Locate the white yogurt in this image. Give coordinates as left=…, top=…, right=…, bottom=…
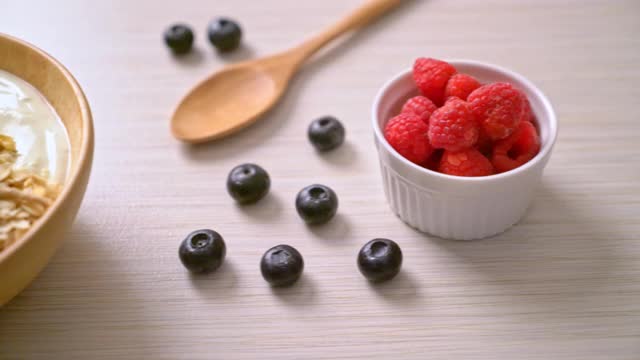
left=0, top=70, right=69, bottom=184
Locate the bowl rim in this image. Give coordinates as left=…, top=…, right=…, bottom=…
left=0, top=33, right=94, bottom=263
left=372, top=59, right=558, bottom=184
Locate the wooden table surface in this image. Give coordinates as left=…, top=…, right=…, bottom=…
left=2, top=0, right=639, bottom=359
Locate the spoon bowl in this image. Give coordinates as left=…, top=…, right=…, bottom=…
left=171, top=54, right=297, bottom=143
left=172, top=57, right=288, bottom=142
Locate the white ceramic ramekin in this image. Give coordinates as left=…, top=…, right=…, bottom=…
left=372, top=60, right=557, bottom=240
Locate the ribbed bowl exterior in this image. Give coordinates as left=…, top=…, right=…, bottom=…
left=376, top=151, right=550, bottom=240
left=372, top=61, right=557, bottom=240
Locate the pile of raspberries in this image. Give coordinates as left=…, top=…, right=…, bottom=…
left=384, top=58, right=541, bottom=177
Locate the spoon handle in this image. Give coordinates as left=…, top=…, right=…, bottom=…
left=292, top=0, right=404, bottom=62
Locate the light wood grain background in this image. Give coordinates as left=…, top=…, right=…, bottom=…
left=1, top=0, right=640, bottom=359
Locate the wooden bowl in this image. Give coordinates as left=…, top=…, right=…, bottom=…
left=0, top=33, right=94, bottom=305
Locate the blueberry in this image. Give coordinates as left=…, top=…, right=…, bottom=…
left=260, top=245, right=304, bottom=287
left=357, top=238, right=402, bottom=282
left=207, top=18, right=242, bottom=52
left=179, top=229, right=226, bottom=273
left=164, top=24, right=194, bottom=54
left=227, top=163, right=270, bottom=204
left=308, top=116, right=345, bottom=151
left=295, top=184, right=338, bottom=225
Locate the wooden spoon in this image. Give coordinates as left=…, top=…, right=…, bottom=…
left=171, top=0, right=403, bottom=143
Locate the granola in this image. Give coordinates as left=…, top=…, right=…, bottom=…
left=0, top=135, right=60, bottom=252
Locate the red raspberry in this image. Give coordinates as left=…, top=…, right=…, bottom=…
left=444, top=74, right=481, bottom=101
left=475, top=128, right=493, bottom=157
left=468, top=82, right=525, bottom=140
left=413, top=58, right=457, bottom=106
left=384, top=113, right=433, bottom=164
left=439, top=148, right=494, bottom=177
left=428, top=97, right=479, bottom=152
left=521, top=95, right=534, bottom=123
left=423, top=149, right=444, bottom=171
left=492, top=121, right=540, bottom=173
left=401, top=96, right=437, bottom=125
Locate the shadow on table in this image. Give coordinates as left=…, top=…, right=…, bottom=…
left=305, top=213, right=354, bottom=243
left=0, top=218, right=156, bottom=354
left=234, top=192, right=285, bottom=222
left=270, top=275, right=317, bottom=307
left=170, top=46, right=206, bottom=67
left=189, top=260, right=240, bottom=298
left=367, top=271, right=423, bottom=307
left=169, top=42, right=255, bottom=68
left=178, top=0, right=421, bottom=162
left=316, top=141, right=360, bottom=169
left=216, top=43, right=256, bottom=63
left=424, top=180, right=625, bottom=313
